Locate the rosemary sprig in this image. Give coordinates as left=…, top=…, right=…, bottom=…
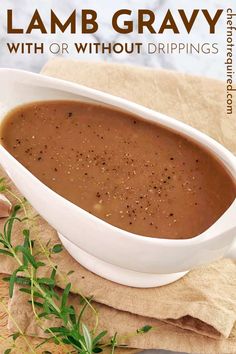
left=0, top=178, right=154, bottom=353
left=1, top=206, right=108, bottom=353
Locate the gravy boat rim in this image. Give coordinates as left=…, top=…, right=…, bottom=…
left=0, top=68, right=235, bottom=247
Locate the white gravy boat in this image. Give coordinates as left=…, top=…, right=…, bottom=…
left=0, top=69, right=235, bottom=288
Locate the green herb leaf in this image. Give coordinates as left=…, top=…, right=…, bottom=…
left=61, top=283, right=71, bottom=309
left=23, top=229, right=30, bottom=245
left=14, top=245, right=38, bottom=268
left=82, top=323, right=93, bottom=352
left=53, top=337, right=60, bottom=345
left=137, top=325, right=153, bottom=333
left=35, top=337, right=53, bottom=348
left=12, top=332, right=21, bottom=341
left=0, top=238, right=9, bottom=247
left=12, top=276, right=31, bottom=286
left=38, top=311, right=50, bottom=319
left=52, top=244, right=63, bottom=253
left=68, top=305, right=76, bottom=325
left=19, top=288, right=44, bottom=300
left=4, top=205, right=21, bottom=243
left=0, top=249, right=13, bottom=257
left=35, top=261, right=46, bottom=268
left=9, top=269, right=19, bottom=297
left=4, top=349, right=12, bottom=354
left=28, top=300, right=43, bottom=308
left=110, top=332, right=118, bottom=354
left=45, top=326, right=69, bottom=334
left=50, top=266, right=57, bottom=282
left=2, top=276, right=10, bottom=282
left=93, top=348, right=103, bottom=353
left=93, top=331, right=108, bottom=346
left=46, top=239, right=51, bottom=248
left=19, top=287, right=31, bottom=294
left=37, top=277, right=55, bottom=286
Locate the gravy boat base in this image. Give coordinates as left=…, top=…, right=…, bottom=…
left=59, top=233, right=188, bottom=287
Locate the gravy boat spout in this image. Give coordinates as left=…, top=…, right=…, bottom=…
left=0, top=68, right=235, bottom=288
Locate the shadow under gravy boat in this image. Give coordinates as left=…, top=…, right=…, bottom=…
left=0, top=69, right=235, bottom=288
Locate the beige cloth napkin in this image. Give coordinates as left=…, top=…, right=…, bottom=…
left=0, top=59, right=236, bottom=353
left=0, top=276, right=131, bottom=354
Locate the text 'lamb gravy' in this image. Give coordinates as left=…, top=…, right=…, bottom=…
left=0, top=101, right=235, bottom=239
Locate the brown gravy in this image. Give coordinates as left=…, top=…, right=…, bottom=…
left=0, top=101, right=235, bottom=239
